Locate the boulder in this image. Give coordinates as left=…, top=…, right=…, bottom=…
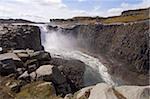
left=30, top=65, right=66, bottom=84
left=29, top=51, right=51, bottom=66
left=88, top=83, right=118, bottom=99
left=18, top=71, right=30, bottom=82
left=0, top=59, right=16, bottom=76
left=0, top=53, right=23, bottom=76
left=73, top=86, right=93, bottom=99
left=30, top=51, right=51, bottom=60
left=0, top=53, right=23, bottom=68
left=50, top=58, right=86, bottom=92
left=73, top=83, right=150, bottom=99
left=13, top=49, right=34, bottom=62
left=30, top=65, right=71, bottom=95
left=24, top=59, right=39, bottom=73
left=0, top=53, right=21, bottom=61
left=115, top=85, right=150, bottom=99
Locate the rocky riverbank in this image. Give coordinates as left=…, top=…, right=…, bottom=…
left=0, top=21, right=149, bottom=99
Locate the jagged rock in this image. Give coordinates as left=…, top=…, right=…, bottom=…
left=30, top=65, right=66, bottom=83
left=0, top=25, right=42, bottom=52
left=58, top=20, right=149, bottom=85
left=29, top=51, right=51, bottom=66
left=64, top=94, right=73, bottom=99
left=13, top=49, right=34, bottom=62
left=30, top=65, right=71, bottom=95
left=0, top=53, right=21, bottom=61
left=88, top=83, right=118, bottom=99
left=74, top=86, right=93, bottom=99
left=25, top=59, right=39, bottom=73
left=16, top=68, right=25, bottom=77
left=0, top=53, right=23, bottom=76
left=18, top=71, right=30, bottom=81
left=30, top=51, right=51, bottom=60
left=50, top=58, right=86, bottom=92
left=0, top=53, right=23, bottom=68
left=0, top=59, right=16, bottom=76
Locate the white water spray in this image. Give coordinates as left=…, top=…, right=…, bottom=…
left=40, top=25, right=116, bottom=86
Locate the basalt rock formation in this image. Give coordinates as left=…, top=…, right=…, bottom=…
left=62, top=21, right=149, bottom=73
left=48, top=20, right=149, bottom=85
left=0, top=8, right=149, bottom=99
left=0, top=25, right=43, bottom=52
left=0, top=49, right=86, bottom=98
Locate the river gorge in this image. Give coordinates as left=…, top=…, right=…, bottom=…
left=0, top=8, right=149, bottom=99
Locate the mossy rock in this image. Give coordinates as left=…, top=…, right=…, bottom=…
left=15, top=81, right=62, bottom=99
left=0, top=86, right=14, bottom=99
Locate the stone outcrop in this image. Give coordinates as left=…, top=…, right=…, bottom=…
left=73, top=83, right=150, bottom=99
left=0, top=49, right=86, bottom=98
left=0, top=53, right=23, bottom=76
left=0, top=25, right=43, bottom=52
left=50, top=58, right=86, bottom=92
left=55, top=20, right=149, bottom=85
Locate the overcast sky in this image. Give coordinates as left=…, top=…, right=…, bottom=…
left=0, top=0, right=149, bottom=22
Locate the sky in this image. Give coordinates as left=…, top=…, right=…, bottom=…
left=0, top=0, right=149, bottom=22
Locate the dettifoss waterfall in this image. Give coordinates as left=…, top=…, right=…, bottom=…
left=39, top=25, right=117, bottom=86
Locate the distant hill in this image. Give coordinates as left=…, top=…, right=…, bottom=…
left=50, top=7, right=150, bottom=25
left=0, top=19, right=35, bottom=23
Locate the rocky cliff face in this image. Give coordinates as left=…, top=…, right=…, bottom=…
left=0, top=25, right=43, bottom=52
left=61, top=21, right=149, bottom=74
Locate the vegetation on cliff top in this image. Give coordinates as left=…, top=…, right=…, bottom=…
left=50, top=7, right=149, bottom=25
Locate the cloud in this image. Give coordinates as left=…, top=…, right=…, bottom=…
left=106, top=0, right=150, bottom=16
left=0, top=0, right=149, bottom=22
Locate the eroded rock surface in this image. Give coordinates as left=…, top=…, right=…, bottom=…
left=74, top=83, right=150, bottom=99
left=0, top=25, right=43, bottom=52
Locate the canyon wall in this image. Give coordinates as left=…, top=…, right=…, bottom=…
left=60, top=20, right=149, bottom=75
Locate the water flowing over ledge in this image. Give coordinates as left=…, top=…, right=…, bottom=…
left=39, top=24, right=117, bottom=86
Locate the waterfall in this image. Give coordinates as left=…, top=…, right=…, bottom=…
left=39, top=24, right=117, bottom=86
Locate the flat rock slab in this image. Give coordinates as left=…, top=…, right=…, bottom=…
left=74, top=83, right=150, bottom=99
left=0, top=53, right=21, bottom=61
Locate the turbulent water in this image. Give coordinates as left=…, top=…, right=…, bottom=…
left=39, top=25, right=117, bottom=86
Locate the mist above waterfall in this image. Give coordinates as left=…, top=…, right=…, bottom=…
left=39, top=24, right=118, bottom=86
left=40, top=25, right=77, bottom=50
